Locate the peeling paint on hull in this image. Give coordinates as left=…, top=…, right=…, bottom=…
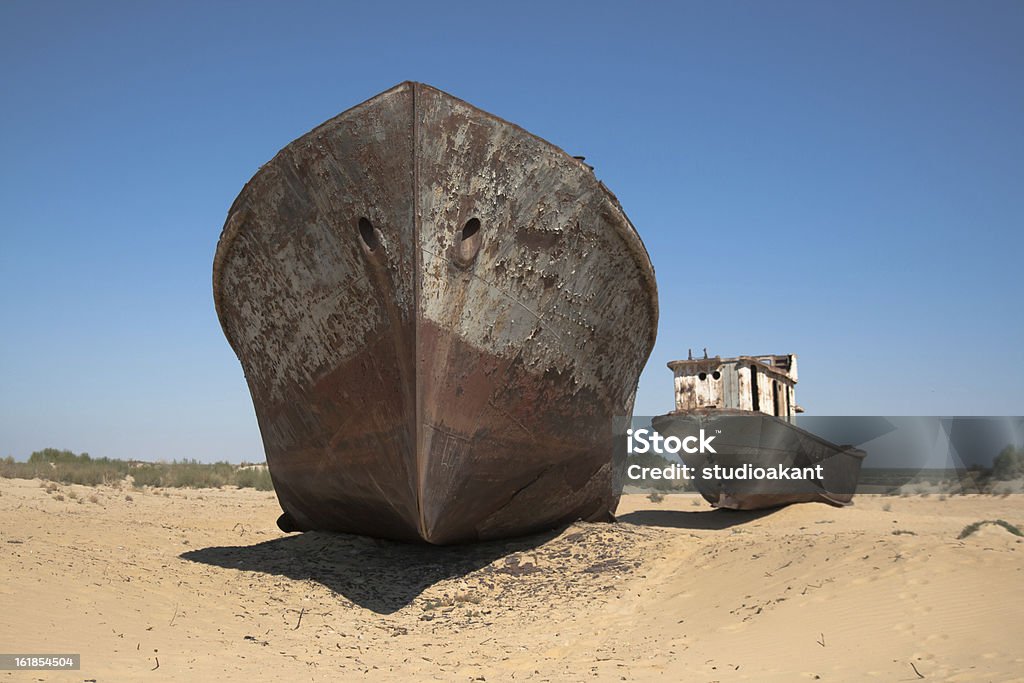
left=213, top=82, right=658, bottom=544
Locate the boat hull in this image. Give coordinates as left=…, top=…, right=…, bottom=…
left=214, top=83, right=658, bottom=543
left=651, top=411, right=866, bottom=510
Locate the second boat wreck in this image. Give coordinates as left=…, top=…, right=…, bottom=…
left=652, top=353, right=866, bottom=509
left=214, top=82, right=658, bottom=544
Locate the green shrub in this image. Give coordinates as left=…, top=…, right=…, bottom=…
left=993, top=446, right=1024, bottom=481
left=234, top=467, right=274, bottom=491
left=2, top=449, right=274, bottom=491
left=958, top=519, right=1023, bottom=539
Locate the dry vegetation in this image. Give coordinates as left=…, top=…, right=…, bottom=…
left=957, top=518, right=1024, bottom=539
left=0, top=448, right=273, bottom=490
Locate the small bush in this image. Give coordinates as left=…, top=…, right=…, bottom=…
left=647, top=491, right=665, bottom=503
left=993, top=446, right=1024, bottom=481
left=234, top=467, right=274, bottom=491
left=958, top=519, right=1024, bottom=540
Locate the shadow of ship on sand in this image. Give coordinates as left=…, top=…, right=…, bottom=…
left=617, top=507, right=781, bottom=530
left=181, top=510, right=774, bottom=615
left=181, top=529, right=562, bottom=615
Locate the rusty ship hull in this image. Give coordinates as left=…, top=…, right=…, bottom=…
left=213, top=82, right=658, bottom=544
left=652, top=410, right=866, bottom=510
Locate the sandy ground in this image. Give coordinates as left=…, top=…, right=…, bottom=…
left=1, top=479, right=1022, bottom=682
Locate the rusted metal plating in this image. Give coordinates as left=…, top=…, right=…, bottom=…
left=668, top=354, right=801, bottom=419
left=214, top=82, right=658, bottom=543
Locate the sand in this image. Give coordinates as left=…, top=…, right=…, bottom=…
left=1, top=478, right=1021, bottom=681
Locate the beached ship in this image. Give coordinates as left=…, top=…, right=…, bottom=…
left=651, top=353, right=865, bottom=509
left=213, top=82, right=658, bottom=544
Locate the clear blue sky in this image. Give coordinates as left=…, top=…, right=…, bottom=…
left=2, top=1, right=1021, bottom=462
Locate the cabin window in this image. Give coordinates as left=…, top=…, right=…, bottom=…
left=698, top=372, right=707, bottom=380
left=712, top=371, right=721, bottom=380
left=358, top=217, right=379, bottom=252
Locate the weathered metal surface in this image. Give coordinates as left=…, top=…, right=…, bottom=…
left=652, top=410, right=866, bottom=509
left=213, top=82, right=658, bottom=544
left=668, top=354, right=799, bottom=419
left=658, top=352, right=863, bottom=509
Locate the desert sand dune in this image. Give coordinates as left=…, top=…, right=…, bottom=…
left=1, top=478, right=1021, bottom=681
